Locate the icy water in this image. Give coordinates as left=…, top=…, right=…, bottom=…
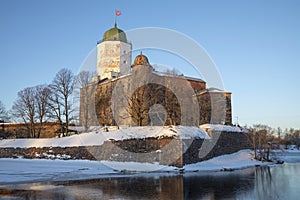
left=0, top=163, right=299, bottom=200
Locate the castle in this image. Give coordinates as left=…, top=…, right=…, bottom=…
left=0, top=23, right=250, bottom=168
left=80, top=23, right=232, bottom=128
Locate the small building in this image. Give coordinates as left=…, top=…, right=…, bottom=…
left=0, top=122, right=63, bottom=138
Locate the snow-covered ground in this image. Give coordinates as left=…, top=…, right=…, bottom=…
left=184, top=149, right=267, bottom=171
left=0, top=149, right=299, bottom=184
left=1, top=125, right=298, bottom=184
left=0, top=149, right=274, bottom=184
left=200, top=124, right=245, bottom=132
left=0, top=126, right=210, bottom=148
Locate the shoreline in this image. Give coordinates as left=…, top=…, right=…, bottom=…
left=0, top=149, right=281, bottom=185
left=1, top=149, right=299, bottom=185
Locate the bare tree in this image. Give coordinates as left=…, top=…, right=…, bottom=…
left=246, top=124, right=274, bottom=161
left=109, top=67, right=199, bottom=127
left=11, top=87, right=36, bottom=138
left=75, top=71, right=94, bottom=88
left=35, top=85, right=51, bottom=138
left=284, top=128, right=300, bottom=149
left=74, top=70, right=94, bottom=130
left=277, top=127, right=282, bottom=139
left=127, top=85, right=151, bottom=126
left=0, top=100, right=8, bottom=134
left=164, top=68, right=180, bottom=76
left=0, top=100, right=7, bottom=122
left=122, top=84, right=178, bottom=126
left=48, top=89, right=64, bottom=135
left=49, top=68, right=74, bottom=136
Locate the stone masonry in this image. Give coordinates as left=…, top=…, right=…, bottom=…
left=0, top=131, right=251, bottom=168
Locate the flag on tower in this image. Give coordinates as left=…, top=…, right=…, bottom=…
left=116, top=10, right=121, bottom=16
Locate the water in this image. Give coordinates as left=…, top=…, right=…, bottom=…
left=0, top=163, right=299, bottom=200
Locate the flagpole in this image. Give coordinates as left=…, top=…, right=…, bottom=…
left=114, top=9, right=117, bottom=27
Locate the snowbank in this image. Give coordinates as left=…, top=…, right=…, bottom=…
left=200, top=124, right=245, bottom=133
left=184, top=149, right=268, bottom=171
left=0, top=126, right=209, bottom=148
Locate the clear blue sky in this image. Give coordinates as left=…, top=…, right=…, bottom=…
left=0, top=0, right=299, bottom=129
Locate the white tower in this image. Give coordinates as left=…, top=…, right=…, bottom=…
left=97, top=23, right=131, bottom=80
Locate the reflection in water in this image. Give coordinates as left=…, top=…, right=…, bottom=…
left=183, top=168, right=255, bottom=199
left=238, top=163, right=300, bottom=200
left=0, top=163, right=299, bottom=200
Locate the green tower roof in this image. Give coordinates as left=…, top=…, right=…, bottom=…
left=102, top=23, right=127, bottom=43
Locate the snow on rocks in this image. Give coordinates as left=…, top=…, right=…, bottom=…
left=0, top=126, right=210, bottom=148
left=200, top=124, right=245, bottom=133
left=112, top=126, right=210, bottom=139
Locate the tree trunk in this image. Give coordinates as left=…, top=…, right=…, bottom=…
left=65, top=97, right=68, bottom=136
left=266, top=146, right=270, bottom=161
left=253, top=133, right=257, bottom=159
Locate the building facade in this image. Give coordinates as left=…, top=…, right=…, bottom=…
left=80, top=23, right=232, bottom=128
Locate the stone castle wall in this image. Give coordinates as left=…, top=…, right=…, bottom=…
left=0, top=131, right=250, bottom=168
left=183, top=131, right=251, bottom=164
left=80, top=71, right=232, bottom=127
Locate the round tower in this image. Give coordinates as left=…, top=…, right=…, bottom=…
left=132, top=52, right=154, bottom=72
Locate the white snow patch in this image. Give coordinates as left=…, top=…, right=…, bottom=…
left=100, top=161, right=176, bottom=172
left=0, top=126, right=209, bottom=148
left=0, top=159, right=115, bottom=184
left=200, top=124, right=244, bottom=133
left=184, top=149, right=268, bottom=171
